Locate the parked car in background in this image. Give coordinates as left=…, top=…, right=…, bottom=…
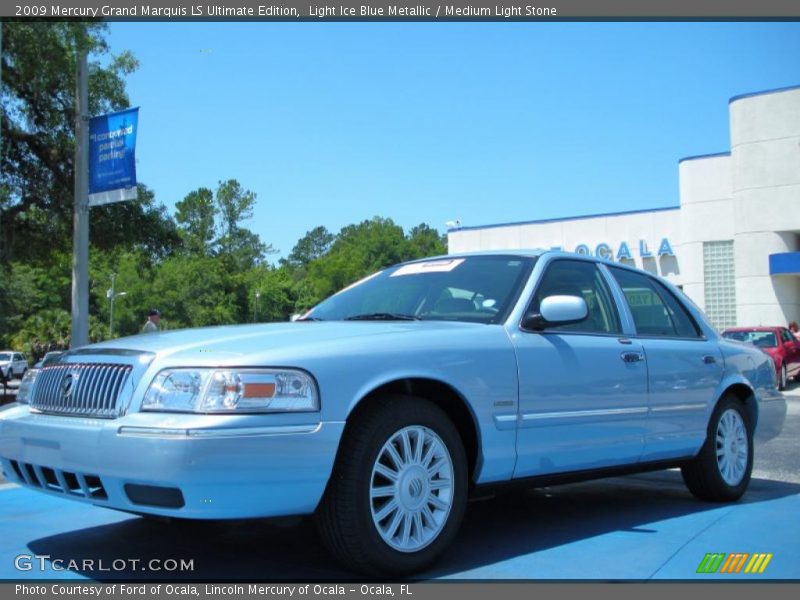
left=0, top=352, right=27, bottom=380
left=0, top=251, right=787, bottom=575
left=33, top=351, right=64, bottom=370
left=722, top=326, right=800, bottom=390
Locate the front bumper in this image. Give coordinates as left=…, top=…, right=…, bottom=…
left=0, top=406, right=344, bottom=519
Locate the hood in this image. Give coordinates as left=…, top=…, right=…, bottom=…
left=65, top=320, right=486, bottom=363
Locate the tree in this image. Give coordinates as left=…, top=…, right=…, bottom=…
left=406, top=223, right=447, bottom=259
left=215, top=179, right=269, bottom=269
left=301, top=217, right=408, bottom=305
left=175, top=187, right=216, bottom=256
left=149, top=256, right=242, bottom=328
left=90, top=184, right=181, bottom=261
left=282, top=226, right=335, bottom=269
left=1, top=22, right=139, bottom=263
left=0, top=255, right=72, bottom=346
left=248, top=266, right=297, bottom=322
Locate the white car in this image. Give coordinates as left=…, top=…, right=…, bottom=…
left=0, top=352, right=28, bottom=380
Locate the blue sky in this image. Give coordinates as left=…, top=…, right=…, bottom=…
left=107, top=22, right=800, bottom=260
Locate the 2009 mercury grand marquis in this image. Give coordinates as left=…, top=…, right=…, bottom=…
left=0, top=251, right=786, bottom=575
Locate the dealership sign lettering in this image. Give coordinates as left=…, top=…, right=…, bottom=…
left=550, top=238, right=675, bottom=261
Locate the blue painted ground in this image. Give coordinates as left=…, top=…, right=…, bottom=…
left=1, top=470, right=798, bottom=580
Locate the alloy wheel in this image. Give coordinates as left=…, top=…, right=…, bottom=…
left=369, top=425, right=454, bottom=553
left=715, top=408, right=748, bottom=486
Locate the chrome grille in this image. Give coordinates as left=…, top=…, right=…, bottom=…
left=30, top=363, right=133, bottom=418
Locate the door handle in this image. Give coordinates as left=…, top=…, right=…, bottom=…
left=621, top=351, right=645, bottom=363
left=703, top=355, right=717, bottom=365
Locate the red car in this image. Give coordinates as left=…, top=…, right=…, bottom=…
left=722, top=326, right=800, bottom=390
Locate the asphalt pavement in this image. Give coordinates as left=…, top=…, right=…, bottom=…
left=1, top=384, right=798, bottom=580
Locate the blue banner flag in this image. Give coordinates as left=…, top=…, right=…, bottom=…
left=88, top=107, right=139, bottom=207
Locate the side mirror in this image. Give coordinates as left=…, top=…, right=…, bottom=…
left=522, top=295, right=588, bottom=331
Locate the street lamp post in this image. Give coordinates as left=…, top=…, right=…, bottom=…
left=107, top=273, right=127, bottom=338
left=254, top=290, right=261, bottom=323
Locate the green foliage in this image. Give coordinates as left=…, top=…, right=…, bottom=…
left=0, top=24, right=451, bottom=351
left=214, top=179, right=270, bottom=269
left=248, top=266, right=297, bottom=323
left=90, top=184, right=181, bottom=260
left=292, top=217, right=447, bottom=311
left=175, top=187, right=216, bottom=255
left=9, top=309, right=71, bottom=360
left=150, top=256, right=242, bottom=329
left=282, top=226, right=335, bottom=269
left=407, top=223, right=448, bottom=258
left=1, top=21, right=141, bottom=263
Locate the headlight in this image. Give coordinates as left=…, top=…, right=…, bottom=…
left=142, top=368, right=319, bottom=413
left=17, top=369, right=39, bottom=405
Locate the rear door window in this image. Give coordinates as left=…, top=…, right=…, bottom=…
left=609, top=267, right=701, bottom=338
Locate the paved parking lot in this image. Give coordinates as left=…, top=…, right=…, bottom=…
left=1, top=384, right=799, bottom=580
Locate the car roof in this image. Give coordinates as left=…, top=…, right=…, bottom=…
left=418, top=249, right=663, bottom=275
left=417, top=249, right=547, bottom=260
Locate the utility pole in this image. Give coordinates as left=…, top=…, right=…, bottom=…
left=71, top=48, right=89, bottom=348
left=1, top=21, right=4, bottom=164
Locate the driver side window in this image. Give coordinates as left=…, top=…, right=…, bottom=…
left=531, top=260, right=621, bottom=334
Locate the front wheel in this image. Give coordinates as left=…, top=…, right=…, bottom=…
left=316, top=395, right=467, bottom=576
left=681, top=394, right=753, bottom=502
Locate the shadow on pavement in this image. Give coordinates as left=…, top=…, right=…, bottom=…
left=26, top=471, right=800, bottom=581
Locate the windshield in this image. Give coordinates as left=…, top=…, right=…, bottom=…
left=306, top=255, right=535, bottom=324
left=723, top=330, right=777, bottom=348
left=0, top=353, right=11, bottom=361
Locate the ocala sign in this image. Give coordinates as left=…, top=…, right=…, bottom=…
left=551, top=239, right=675, bottom=261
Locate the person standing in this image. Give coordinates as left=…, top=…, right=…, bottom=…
left=789, top=321, right=800, bottom=341
left=142, top=309, right=161, bottom=333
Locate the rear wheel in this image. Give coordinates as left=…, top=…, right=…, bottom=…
left=681, top=394, right=753, bottom=502
left=779, top=364, right=787, bottom=390
left=316, top=395, right=467, bottom=576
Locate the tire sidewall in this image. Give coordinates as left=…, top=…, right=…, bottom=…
left=351, top=399, right=468, bottom=574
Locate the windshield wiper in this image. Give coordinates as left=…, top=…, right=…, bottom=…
left=345, top=313, right=420, bottom=321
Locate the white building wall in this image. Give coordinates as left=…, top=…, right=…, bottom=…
left=447, top=85, right=800, bottom=329
left=677, top=154, right=734, bottom=311
left=730, top=88, right=800, bottom=325
left=449, top=210, right=681, bottom=282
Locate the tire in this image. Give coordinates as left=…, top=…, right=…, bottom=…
left=316, top=395, right=468, bottom=576
left=681, top=394, right=753, bottom=502
left=778, top=364, right=787, bottom=391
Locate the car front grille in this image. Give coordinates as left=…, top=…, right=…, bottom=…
left=30, top=363, right=133, bottom=418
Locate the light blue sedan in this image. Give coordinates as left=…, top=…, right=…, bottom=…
left=0, top=251, right=786, bottom=575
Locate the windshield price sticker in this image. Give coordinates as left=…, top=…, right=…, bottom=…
left=391, top=259, right=465, bottom=277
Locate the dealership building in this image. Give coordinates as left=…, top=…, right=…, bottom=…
left=447, top=85, right=800, bottom=330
